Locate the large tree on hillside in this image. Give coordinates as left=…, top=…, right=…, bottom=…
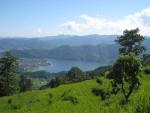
left=110, top=28, right=145, bottom=102
left=116, top=28, right=145, bottom=56
left=111, top=53, right=142, bottom=101
left=0, top=51, right=18, bottom=96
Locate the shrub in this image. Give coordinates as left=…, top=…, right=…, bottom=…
left=100, top=89, right=110, bottom=100
left=144, top=67, right=150, bottom=74
left=96, top=78, right=103, bottom=84
left=8, top=99, right=12, bottom=104
left=92, top=88, right=102, bottom=96
left=66, top=67, right=84, bottom=82
left=92, top=88, right=110, bottom=100
left=7, top=98, right=21, bottom=110
left=63, top=96, right=78, bottom=104
left=61, top=90, right=78, bottom=104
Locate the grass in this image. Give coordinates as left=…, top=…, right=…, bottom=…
left=0, top=73, right=150, bottom=113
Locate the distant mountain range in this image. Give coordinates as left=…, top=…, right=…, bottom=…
left=11, top=44, right=119, bottom=63
left=0, top=35, right=150, bottom=63
left=0, top=35, right=117, bottom=50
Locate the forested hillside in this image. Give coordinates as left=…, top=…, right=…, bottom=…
left=11, top=44, right=119, bottom=62
left=0, top=35, right=149, bottom=63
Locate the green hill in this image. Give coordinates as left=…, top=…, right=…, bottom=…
left=0, top=73, right=150, bottom=113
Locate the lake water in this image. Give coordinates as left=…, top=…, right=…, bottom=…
left=38, top=59, right=110, bottom=73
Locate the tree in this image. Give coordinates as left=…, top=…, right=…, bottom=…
left=19, top=75, right=32, bottom=92
left=66, top=67, right=83, bottom=82
left=49, top=77, right=61, bottom=88
left=40, top=77, right=61, bottom=89
left=111, top=53, right=142, bottom=101
left=0, top=51, right=18, bottom=96
left=116, top=28, right=145, bottom=56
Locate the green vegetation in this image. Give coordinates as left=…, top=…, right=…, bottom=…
left=115, top=28, right=145, bottom=56
left=144, top=66, right=150, bottom=74
left=110, top=28, right=145, bottom=102
left=110, top=54, right=142, bottom=101
left=66, top=67, right=84, bottom=82
left=39, top=66, right=102, bottom=90
left=0, top=73, right=149, bottom=113
left=0, top=51, right=18, bottom=96
left=0, top=28, right=150, bottom=113
left=0, top=51, right=33, bottom=96
left=19, top=75, right=32, bottom=92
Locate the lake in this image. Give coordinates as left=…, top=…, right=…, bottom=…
left=38, top=59, right=110, bottom=73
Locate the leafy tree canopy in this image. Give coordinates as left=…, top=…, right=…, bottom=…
left=116, top=28, right=145, bottom=56
left=110, top=53, right=142, bottom=101
left=0, top=51, right=18, bottom=96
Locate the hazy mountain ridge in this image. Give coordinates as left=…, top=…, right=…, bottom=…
left=0, top=35, right=117, bottom=50
left=0, top=35, right=150, bottom=63
left=10, top=44, right=119, bottom=63
left=0, top=35, right=149, bottom=51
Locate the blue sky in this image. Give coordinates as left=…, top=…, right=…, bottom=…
left=0, top=0, right=150, bottom=37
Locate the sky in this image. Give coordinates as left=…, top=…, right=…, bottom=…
left=0, top=0, right=150, bottom=37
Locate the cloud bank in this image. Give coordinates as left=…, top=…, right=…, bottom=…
left=62, top=7, right=150, bottom=35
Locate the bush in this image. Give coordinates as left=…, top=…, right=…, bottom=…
left=61, top=90, right=78, bottom=104
left=66, top=67, right=84, bottom=82
left=92, top=88, right=110, bottom=100
left=100, top=89, right=110, bottom=100
left=96, top=78, right=103, bottom=84
left=63, top=96, right=78, bottom=104
left=8, top=99, right=12, bottom=104
left=11, top=103, right=21, bottom=110
left=92, top=88, right=102, bottom=96
left=144, top=67, right=150, bottom=74
left=7, top=98, right=21, bottom=110
left=40, top=77, right=61, bottom=90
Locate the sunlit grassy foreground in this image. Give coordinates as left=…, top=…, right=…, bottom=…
left=0, top=73, right=150, bottom=113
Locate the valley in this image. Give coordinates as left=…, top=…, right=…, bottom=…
left=1, top=1, right=150, bottom=113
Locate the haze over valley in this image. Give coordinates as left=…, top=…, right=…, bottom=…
left=0, top=35, right=150, bottom=72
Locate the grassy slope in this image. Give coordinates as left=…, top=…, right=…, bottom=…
left=0, top=74, right=150, bottom=113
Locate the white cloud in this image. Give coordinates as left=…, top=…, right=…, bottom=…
left=61, top=21, right=88, bottom=32
left=62, top=7, right=150, bottom=35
